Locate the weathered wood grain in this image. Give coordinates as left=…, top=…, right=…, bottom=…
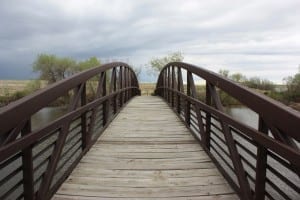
left=53, top=96, right=238, bottom=199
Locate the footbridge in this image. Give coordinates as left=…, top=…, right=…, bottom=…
left=0, top=62, right=299, bottom=200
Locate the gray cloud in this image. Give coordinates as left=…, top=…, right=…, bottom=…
left=0, top=0, right=299, bottom=82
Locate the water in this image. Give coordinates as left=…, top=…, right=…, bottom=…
left=31, top=107, right=66, bottom=130
left=0, top=107, right=67, bottom=199
left=224, top=106, right=299, bottom=199
left=225, top=106, right=258, bottom=129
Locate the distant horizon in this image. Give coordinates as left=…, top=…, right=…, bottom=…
left=1, top=1, right=300, bottom=84
left=0, top=59, right=296, bottom=85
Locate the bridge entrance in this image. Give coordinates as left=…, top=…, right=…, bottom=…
left=0, top=62, right=299, bottom=200
left=53, top=96, right=237, bottom=199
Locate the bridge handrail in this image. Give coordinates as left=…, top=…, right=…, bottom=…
left=0, top=62, right=140, bottom=200
left=0, top=62, right=139, bottom=134
left=155, top=62, right=300, bottom=200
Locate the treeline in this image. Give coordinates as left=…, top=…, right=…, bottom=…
left=0, top=54, right=101, bottom=106
left=283, top=70, right=300, bottom=103
left=218, top=70, right=275, bottom=90
left=33, top=54, right=101, bottom=84
left=218, top=68, right=300, bottom=108
left=1, top=52, right=299, bottom=110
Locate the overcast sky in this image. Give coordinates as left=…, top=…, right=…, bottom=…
left=0, top=0, right=300, bottom=83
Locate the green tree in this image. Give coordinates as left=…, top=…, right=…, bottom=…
left=230, top=73, right=247, bottom=83
left=33, top=54, right=76, bottom=84
left=72, top=56, right=101, bottom=73
left=149, top=52, right=184, bottom=72
left=33, top=54, right=101, bottom=84
left=244, top=77, right=274, bottom=90
left=218, top=69, right=229, bottom=78
left=132, top=66, right=142, bottom=81
left=284, top=67, right=300, bottom=101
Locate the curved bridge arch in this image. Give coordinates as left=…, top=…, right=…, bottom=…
left=0, top=62, right=140, bottom=200
left=0, top=61, right=299, bottom=200
left=155, top=62, right=300, bottom=200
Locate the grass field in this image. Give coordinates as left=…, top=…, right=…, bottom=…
left=0, top=80, right=33, bottom=95
left=1, top=80, right=299, bottom=110
left=139, top=83, right=156, bottom=95
left=0, top=80, right=156, bottom=96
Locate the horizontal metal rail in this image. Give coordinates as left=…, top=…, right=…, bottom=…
left=0, top=62, right=140, bottom=200
left=155, top=62, right=300, bottom=200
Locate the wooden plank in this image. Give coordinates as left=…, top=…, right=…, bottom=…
left=63, top=176, right=228, bottom=187
left=85, top=151, right=208, bottom=159
left=53, top=96, right=238, bottom=199
left=53, top=194, right=238, bottom=200
left=56, top=184, right=235, bottom=198
left=70, top=168, right=222, bottom=178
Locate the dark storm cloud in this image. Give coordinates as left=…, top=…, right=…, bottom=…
left=0, top=0, right=299, bottom=82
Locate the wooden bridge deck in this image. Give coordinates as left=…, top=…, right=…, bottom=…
left=53, top=96, right=237, bottom=200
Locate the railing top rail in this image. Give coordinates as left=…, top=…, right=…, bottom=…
left=155, top=61, right=299, bottom=200
left=157, top=62, right=300, bottom=141
left=0, top=62, right=139, bottom=134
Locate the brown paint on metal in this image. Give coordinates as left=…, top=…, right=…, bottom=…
left=0, top=62, right=140, bottom=200
left=155, top=62, right=300, bottom=200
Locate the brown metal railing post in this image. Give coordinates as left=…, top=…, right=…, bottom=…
left=21, top=119, right=34, bottom=200
left=163, top=69, right=166, bottom=100
left=185, top=72, right=191, bottom=126
left=108, top=68, right=116, bottom=119
left=254, top=117, right=269, bottom=200
left=81, top=83, right=88, bottom=150
left=171, top=66, right=175, bottom=108
left=119, top=66, right=124, bottom=107
left=87, top=73, right=106, bottom=139
left=163, top=69, right=166, bottom=101
left=167, top=67, right=171, bottom=104
left=165, top=70, right=167, bottom=100
left=176, top=67, right=181, bottom=114
left=103, top=72, right=108, bottom=126
left=37, top=83, right=86, bottom=199
left=188, top=72, right=205, bottom=139
left=204, top=82, right=212, bottom=150
left=127, top=69, right=132, bottom=100
left=113, top=69, right=117, bottom=113
left=124, top=67, right=128, bottom=102
left=163, top=70, right=167, bottom=100
left=207, top=84, right=252, bottom=200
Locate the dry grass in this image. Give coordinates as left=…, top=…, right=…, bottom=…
left=139, top=83, right=156, bottom=96
left=0, top=80, right=47, bottom=96
left=0, top=80, right=31, bottom=95
left=0, top=80, right=156, bottom=96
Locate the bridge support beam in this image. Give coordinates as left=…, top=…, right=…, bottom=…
left=254, top=117, right=268, bottom=200
left=21, top=120, right=34, bottom=200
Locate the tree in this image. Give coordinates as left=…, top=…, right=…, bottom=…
left=284, top=68, right=300, bottom=101
left=72, top=56, right=101, bottom=73
left=244, top=77, right=274, bottom=90
left=230, top=73, right=247, bottom=83
left=132, top=66, right=142, bottom=81
left=33, top=54, right=76, bottom=84
left=33, top=54, right=101, bottom=84
left=149, top=52, right=184, bottom=72
left=218, top=69, right=229, bottom=78
left=71, top=56, right=101, bottom=98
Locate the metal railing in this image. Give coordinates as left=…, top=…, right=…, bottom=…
left=155, top=62, right=300, bottom=200
left=0, top=62, right=140, bottom=200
